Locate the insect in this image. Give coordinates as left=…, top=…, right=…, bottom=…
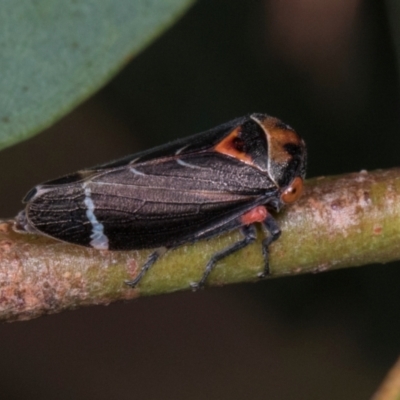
left=16, top=113, right=307, bottom=290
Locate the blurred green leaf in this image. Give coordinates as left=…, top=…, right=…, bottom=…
left=0, top=0, right=195, bottom=150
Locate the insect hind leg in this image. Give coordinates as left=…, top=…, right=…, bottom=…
left=190, top=224, right=257, bottom=291
left=125, top=247, right=167, bottom=288
left=258, top=214, right=281, bottom=279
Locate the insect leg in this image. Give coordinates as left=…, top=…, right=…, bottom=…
left=125, top=247, right=167, bottom=288
left=190, top=224, right=257, bottom=291
left=258, top=214, right=281, bottom=279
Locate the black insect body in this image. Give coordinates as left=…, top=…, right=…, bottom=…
left=16, top=113, right=307, bottom=290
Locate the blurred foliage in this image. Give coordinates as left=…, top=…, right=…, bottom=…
left=0, top=0, right=194, bottom=151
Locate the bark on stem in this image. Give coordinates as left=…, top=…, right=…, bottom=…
left=1, top=168, right=400, bottom=322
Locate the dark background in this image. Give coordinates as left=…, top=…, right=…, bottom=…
left=1, top=0, right=400, bottom=398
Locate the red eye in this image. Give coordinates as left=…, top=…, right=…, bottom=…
left=281, top=177, right=303, bottom=204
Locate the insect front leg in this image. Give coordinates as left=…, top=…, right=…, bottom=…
left=125, top=247, right=167, bottom=288
left=190, top=224, right=257, bottom=291
left=258, top=214, right=281, bottom=279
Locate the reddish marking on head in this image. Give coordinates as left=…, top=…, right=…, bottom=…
left=281, top=177, right=303, bottom=204
left=213, top=127, right=255, bottom=165
left=240, top=206, right=268, bottom=225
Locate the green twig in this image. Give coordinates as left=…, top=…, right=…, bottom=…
left=1, top=168, right=400, bottom=322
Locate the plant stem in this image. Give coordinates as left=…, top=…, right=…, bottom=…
left=1, top=168, right=400, bottom=322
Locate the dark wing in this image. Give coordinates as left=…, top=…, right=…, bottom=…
left=25, top=113, right=267, bottom=192
left=92, top=115, right=250, bottom=170
left=25, top=152, right=277, bottom=250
